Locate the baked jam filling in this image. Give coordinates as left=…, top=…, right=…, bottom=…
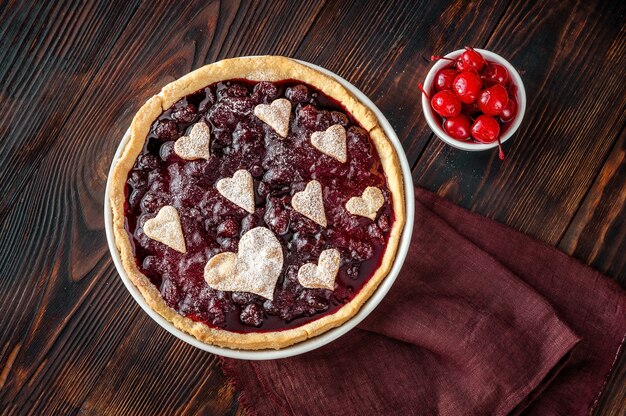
left=124, top=79, right=395, bottom=332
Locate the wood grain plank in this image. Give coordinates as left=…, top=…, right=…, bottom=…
left=0, top=0, right=142, bottom=408
left=0, top=0, right=324, bottom=414
left=76, top=313, right=235, bottom=416
left=412, top=0, right=626, bottom=248
left=0, top=0, right=141, bottom=219
left=4, top=272, right=141, bottom=415
left=294, top=0, right=512, bottom=166
left=559, top=127, right=626, bottom=285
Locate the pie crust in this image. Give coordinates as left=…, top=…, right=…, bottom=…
left=110, top=56, right=405, bottom=350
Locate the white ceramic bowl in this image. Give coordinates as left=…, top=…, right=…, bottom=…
left=104, top=59, right=415, bottom=360
left=421, top=48, right=526, bottom=151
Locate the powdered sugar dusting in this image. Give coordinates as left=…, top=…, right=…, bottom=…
left=254, top=98, right=291, bottom=138
left=346, top=187, right=384, bottom=220
left=143, top=206, right=186, bottom=253
left=174, top=122, right=211, bottom=160
left=204, top=227, right=283, bottom=300
left=248, top=68, right=276, bottom=80
left=310, top=124, right=347, bottom=163
left=216, top=169, right=255, bottom=213
left=291, top=180, right=327, bottom=227
left=227, top=97, right=253, bottom=115
left=297, top=249, right=340, bottom=290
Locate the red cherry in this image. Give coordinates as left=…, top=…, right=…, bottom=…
left=477, top=84, right=509, bottom=116
left=452, top=72, right=483, bottom=104
left=444, top=115, right=472, bottom=141
left=500, top=98, right=517, bottom=122
left=471, top=115, right=500, bottom=143
left=481, top=63, right=509, bottom=86
left=435, top=68, right=458, bottom=91
left=459, top=47, right=486, bottom=72
left=431, top=90, right=461, bottom=117
left=456, top=59, right=471, bottom=72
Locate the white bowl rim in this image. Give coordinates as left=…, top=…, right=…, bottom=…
left=421, top=48, right=526, bottom=151
left=104, top=57, right=415, bottom=360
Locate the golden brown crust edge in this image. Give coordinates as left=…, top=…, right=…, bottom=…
left=110, top=56, right=405, bottom=350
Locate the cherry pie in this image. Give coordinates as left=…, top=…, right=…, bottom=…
left=110, top=56, right=405, bottom=349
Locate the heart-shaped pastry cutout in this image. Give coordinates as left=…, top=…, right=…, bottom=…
left=204, top=227, right=283, bottom=300
left=310, top=124, right=347, bottom=163
left=292, top=180, right=327, bottom=227
left=216, top=169, right=255, bottom=213
left=143, top=205, right=186, bottom=253
left=346, top=186, right=384, bottom=220
left=174, top=122, right=211, bottom=160
left=297, top=249, right=340, bottom=290
left=254, top=98, right=291, bottom=138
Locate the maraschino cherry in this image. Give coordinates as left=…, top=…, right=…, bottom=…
left=459, top=47, right=486, bottom=72
left=452, top=71, right=482, bottom=104
left=482, top=63, right=509, bottom=86
left=471, top=115, right=500, bottom=143
left=419, top=84, right=461, bottom=118
left=444, top=115, right=471, bottom=140
left=435, top=68, right=458, bottom=91
left=477, top=84, right=509, bottom=116
left=432, top=90, right=462, bottom=117
left=499, top=98, right=517, bottom=122
left=433, top=47, right=486, bottom=73
left=471, top=115, right=506, bottom=161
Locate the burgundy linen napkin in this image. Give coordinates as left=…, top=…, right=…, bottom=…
left=221, top=188, right=626, bottom=416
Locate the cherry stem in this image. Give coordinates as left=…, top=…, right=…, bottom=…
left=431, top=55, right=457, bottom=62
left=418, top=83, right=431, bottom=100
left=497, top=136, right=505, bottom=160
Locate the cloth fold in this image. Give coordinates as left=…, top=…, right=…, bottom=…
left=222, top=188, right=626, bottom=416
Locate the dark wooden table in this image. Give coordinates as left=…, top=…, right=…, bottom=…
left=1, top=0, right=625, bottom=414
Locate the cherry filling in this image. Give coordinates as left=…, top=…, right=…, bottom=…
left=124, top=79, right=395, bottom=332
